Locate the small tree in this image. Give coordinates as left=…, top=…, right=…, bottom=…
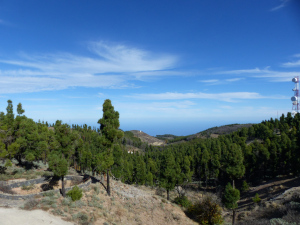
left=252, top=193, right=261, bottom=204
left=17, top=103, right=25, bottom=116
left=223, top=182, right=240, bottom=225
left=49, top=154, right=68, bottom=197
left=67, top=185, right=83, bottom=201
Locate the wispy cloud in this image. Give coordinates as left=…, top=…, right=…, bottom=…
left=282, top=54, right=300, bottom=67
left=199, top=79, right=219, bottom=83
left=0, top=42, right=178, bottom=94
left=217, top=67, right=299, bottom=82
left=225, top=78, right=243, bottom=82
left=126, top=92, right=287, bottom=102
left=199, top=78, right=244, bottom=85
left=270, top=0, right=290, bottom=11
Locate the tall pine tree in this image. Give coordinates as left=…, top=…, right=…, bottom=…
left=98, top=99, right=123, bottom=196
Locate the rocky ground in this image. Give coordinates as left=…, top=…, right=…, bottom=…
left=0, top=177, right=197, bottom=225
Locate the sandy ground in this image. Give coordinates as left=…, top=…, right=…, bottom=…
left=0, top=207, right=74, bottom=225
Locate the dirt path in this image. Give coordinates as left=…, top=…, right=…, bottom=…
left=0, top=208, right=74, bottom=225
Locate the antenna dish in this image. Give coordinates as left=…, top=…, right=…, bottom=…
left=292, top=77, right=298, bottom=83
left=291, top=96, right=298, bottom=102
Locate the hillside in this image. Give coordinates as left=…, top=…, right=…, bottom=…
left=156, top=123, right=254, bottom=144
left=130, top=130, right=165, bottom=146
left=0, top=177, right=197, bottom=225
left=198, top=123, right=254, bottom=136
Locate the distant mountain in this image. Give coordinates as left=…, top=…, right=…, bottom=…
left=130, top=130, right=165, bottom=146
left=156, top=123, right=254, bottom=144
left=198, top=123, right=254, bottom=136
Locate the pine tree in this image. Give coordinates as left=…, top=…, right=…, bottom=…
left=223, top=182, right=240, bottom=225
left=98, top=99, right=123, bottom=196
left=17, top=103, right=25, bottom=116
left=49, top=153, right=68, bottom=197
left=160, top=151, right=179, bottom=200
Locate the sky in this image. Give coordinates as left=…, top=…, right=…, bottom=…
left=0, top=0, right=300, bottom=136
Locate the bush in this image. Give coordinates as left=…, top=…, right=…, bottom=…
left=4, top=159, right=12, bottom=168
left=155, top=187, right=165, bottom=197
left=43, top=190, right=56, bottom=197
left=41, top=196, right=56, bottom=206
left=21, top=183, right=35, bottom=191
left=174, top=195, right=192, bottom=208
left=67, top=185, right=83, bottom=201
left=252, top=193, right=261, bottom=204
left=73, top=212, right=89, bottom=225
left=23, top=199, right=39, bottom=210
left=187, top=196, right=223, bottom=225
left=241, top=180, right=250, bottom=192
left=0, top=183, right=15, bottom=194
left=61, top=196, right=72, bottom=206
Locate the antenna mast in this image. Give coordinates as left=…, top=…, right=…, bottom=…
left=291, top=76, right=299, bottom=116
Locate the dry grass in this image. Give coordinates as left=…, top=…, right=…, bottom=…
left=19, top=180, right=198, bottom=225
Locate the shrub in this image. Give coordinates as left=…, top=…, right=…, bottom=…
left=51, top=208, right=65, bottom=216
left=174, top=195, right=192, bottom=208
left=187, top=196, right=223, bottom=225
left=43, top=190, right=56, bottom=197
left=41, top=196, right=56, bottom=206
left=73, top=212, right=89, bottom=224
left=61, top=196, right=72, bottom=206
left=21, top=183, right=35, bottom=191
left=241, top=180, right=250, bottom=192
left=23, top=199, right=39, bottom=210
left=155, top=187, right=165, bottom=197
left=93, top=184, right=100, bottom=195
left=4, top=159, right=12, bottom=168
left=0, top=183, right=15, bottom=194
left=252, top=193, right=261, bottom=204
left=67, top=185, right=83, bottom=201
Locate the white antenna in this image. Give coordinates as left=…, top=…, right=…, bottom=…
left=291, top=76, right=299, bottom=116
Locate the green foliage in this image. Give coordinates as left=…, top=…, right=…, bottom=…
left=241, top=180, right=249, bottom=192
left=223, top=182, right=240, bottom=210
left=4, top=159, right=12, bottom=167
left=187, top=196, right=223, bottom=225
left=21, top=183, right=35, bottom=190
left=73, top=212, right=89, bottom=224
left=17, top=103, right=25, bottom=116
left=252, top=193, right=261, bottom=204
left=174, top=195, right=192, bottom=208
left=66, top=185, right=83, bottom=201
left=48, top=154, right=68, bottom=177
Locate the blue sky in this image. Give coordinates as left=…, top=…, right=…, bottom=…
left=0, top=0, right=300, bottom=136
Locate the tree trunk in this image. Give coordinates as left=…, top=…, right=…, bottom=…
left=167, top=189, right=170, bottom=200
left=232, top=209, right=236, bottom=225
left=107, top=169, right=111, bottom=196
left=61, top=175, right=66, bottom=197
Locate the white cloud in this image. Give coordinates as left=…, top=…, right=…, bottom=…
left=282, top=60, right=300, bottom=67
left=270, top=0, right=290, bottom=11
left=126, top=91, right=286, bottom=102
left=217, top=67, right=299, bottom=82
left=198, top=78, right=244, bottom=85
left=225, top=78, right=243, bottom=82
left=0, top=42, right=178, bottom=94
left=199, top=79, right=219, bottom=83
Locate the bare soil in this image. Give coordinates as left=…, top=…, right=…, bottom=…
left=12, top=180, right=73, bottom=195
left=130, top=130, right=165, bottom=146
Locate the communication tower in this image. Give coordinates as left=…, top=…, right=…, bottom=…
left=291, top=76, right=299, bottom=116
